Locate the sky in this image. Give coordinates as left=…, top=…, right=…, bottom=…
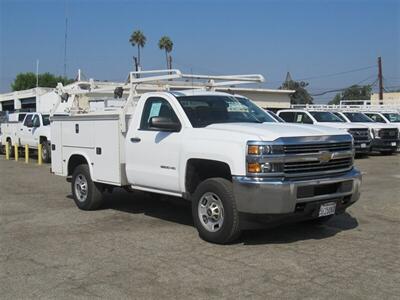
left=0, top=0, right=399, bottom=103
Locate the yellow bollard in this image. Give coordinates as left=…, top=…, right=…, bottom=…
left=25, top=145, right=29, bottom=164
left=5, top=141, right=9, bottom=160
left=14, top=144, right=18, bottom=161
left=38, top=143, right=42, bottom=165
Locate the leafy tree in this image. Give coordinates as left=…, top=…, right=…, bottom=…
left=129, top=30, right=146, bottom=67
left=11, top=72, right=74, bottom=91
left=158, top=36, right=173, bottom=69
left=329, top=85, right=372, bottom=105
left=280, top=80, right=313, bottom=105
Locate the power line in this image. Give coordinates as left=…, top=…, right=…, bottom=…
left=296, top=65, right=376, bottom=81
left=310, top=75, right=377, bottom=96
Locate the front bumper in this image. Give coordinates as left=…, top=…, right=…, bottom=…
left=371, top=138, right=399, bottom=151
left=232, top=168, right=362, bottom=215
left=354, top=140, right=371, bottom=153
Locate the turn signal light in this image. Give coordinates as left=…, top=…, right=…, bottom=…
left=248, top=145, right=260, bottom=155
left=247, top=162, right=261, bottom=173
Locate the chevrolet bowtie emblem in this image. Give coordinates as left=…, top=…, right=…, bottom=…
left=319, top=151, right=332, bottom=163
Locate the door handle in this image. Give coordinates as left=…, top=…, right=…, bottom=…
left=28, top=129, right=32, bottom=132
left=130, top=137, right=141, bottom=143
left=20, top=128, right=23, bottom=131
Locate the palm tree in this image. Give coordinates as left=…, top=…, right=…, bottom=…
left=129, top=30, right=146, bottom=68
left=158, top=36, right=173, bottom=69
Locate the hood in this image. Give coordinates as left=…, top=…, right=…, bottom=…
left=205, top=123, right=348, bottom=141
left=315, top=122, right=367, bottom=130
left=351, top=122, right=398, bottom=130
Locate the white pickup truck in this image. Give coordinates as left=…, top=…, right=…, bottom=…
left=50, top=71, right=362, bottom=244
left=1, top=112, right=52, bottom=162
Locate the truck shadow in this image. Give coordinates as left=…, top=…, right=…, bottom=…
left=239, top=213, right=359, bottom=245
left=70, top=188, right=359, bottom=245
left=100, top=188, right=194, bottom=227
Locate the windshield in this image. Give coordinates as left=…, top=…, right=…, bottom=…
left=177, top=95, right=273, bottom=127
left=42, top=115, right=50, bottom=126
left=343, top=112, right=374, bottom=122
left=309, top=111, right=344, bottom=122
left=382, top=113, right=400, bottom=123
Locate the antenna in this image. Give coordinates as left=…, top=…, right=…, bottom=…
left=63, top=0, right=68, bottom=78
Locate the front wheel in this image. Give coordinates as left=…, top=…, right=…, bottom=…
left=71, top=164, right=104, bottom=210
left=192, top=178, right=241, bottom=244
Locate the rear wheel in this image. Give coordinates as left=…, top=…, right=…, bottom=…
left=71, top=164, right=104, bottom=210
left=192, top=178, right=241, bottom=244
left=41, top=140, right=51, bottom=163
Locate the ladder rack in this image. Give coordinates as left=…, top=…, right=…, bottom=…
left=51, top=69, right=266, bottom=132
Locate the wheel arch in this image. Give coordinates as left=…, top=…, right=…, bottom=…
left=67, top=153, right=94, bottom=178
left=184, top=158, right=232, bottom=196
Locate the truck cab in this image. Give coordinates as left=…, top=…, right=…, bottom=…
left=333, top=111, right=399, bottom=154
left=277, top=109, right=371, bottom=154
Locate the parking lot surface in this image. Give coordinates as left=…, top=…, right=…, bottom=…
left=1, top=154, right=399, bottom=299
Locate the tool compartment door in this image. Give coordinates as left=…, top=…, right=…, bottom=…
left=92, top=119, right=121, bottom=184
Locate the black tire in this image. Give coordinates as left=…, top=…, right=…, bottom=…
left=6, top=139, right=14, bottom=157
left=307, top=215, right=334, bottom=225
left=71, top=164, right=104, bottom=210
left=41, top=140, right=51, bottom=163
left=192, top=178, right=241, bottom=244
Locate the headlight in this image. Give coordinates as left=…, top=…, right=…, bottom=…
left=247, top=142, right=284, bottom=175
left=247, top=162, right=283, bottom=174
left=247, top=144, right=283, bottom=155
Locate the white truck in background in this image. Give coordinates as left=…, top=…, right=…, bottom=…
left=277, top=109, right=372, bottom=154
left=1, top=112, right=52, bottom=162
left=50, top=70, right=362, bottom=244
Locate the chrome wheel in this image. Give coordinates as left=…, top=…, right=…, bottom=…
left=74, top=174, right=88, bottom=202
left=198, top=192, right=224, bottom=232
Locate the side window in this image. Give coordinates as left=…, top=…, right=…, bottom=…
left=18, top=114, right=26, bottom=122
left=23, top=115, right=33, bottom=127
left=295, top=112, right=313, bottom=124
left=278, top=112, right=295, bottom=122
left=140, top=97, right=180, bottom=130
left=32, top=115, right=40, bottom=127
left=366, top=113, right=385, bottom=123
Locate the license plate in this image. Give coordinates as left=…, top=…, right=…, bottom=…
left=318, top=202, right=336, bottom=217
left=361, top=143, right=366, bottom=148
left=391, top=142, right=397, bottom=146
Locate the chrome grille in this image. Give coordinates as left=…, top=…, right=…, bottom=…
left=284, top=158, right=353, bottom=175
left=348, top=128, right=370, bottom=141
left=379, top=128, right=399, bottom=139
left=283, top=142, right=352, bottom=154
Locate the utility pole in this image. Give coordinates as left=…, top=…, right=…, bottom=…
left=36, top=59, right=39, bottom=87
left=378, top=56, right=383, bottom=103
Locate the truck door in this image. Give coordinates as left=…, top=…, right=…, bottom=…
left=19, top=114, right=34, bottom=146
left=126, top=96, right=182, bottom=193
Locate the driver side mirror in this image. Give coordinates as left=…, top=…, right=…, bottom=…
left=149, top=117, right=181, bottom=132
